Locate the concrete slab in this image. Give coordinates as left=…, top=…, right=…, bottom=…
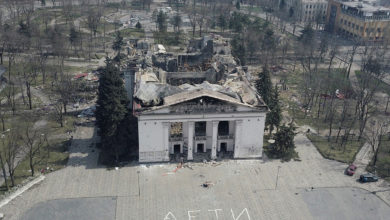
left=20, top=197, right=116, bottom=220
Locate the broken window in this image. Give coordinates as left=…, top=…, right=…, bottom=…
left=218, top=121, right=229, bottom=136
left=195, top=122, right=206, bottom=136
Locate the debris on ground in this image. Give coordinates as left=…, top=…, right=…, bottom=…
left=201, top=181, right=214, bottom=188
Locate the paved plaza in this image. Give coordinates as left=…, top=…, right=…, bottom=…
left=1, top=122, right=390, bottom=220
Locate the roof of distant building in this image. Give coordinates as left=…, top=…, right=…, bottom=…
left=339, top=0, right=390, bottom=13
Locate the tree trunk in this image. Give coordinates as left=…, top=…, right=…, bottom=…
left=192, top=25, right=195, bottom=37
left=336, top=127, right=342, bottom=143
left=1, top=117, right=5, bottom=131
left=63, top=103, right=67, bottom=114
left=30, top=154, right=34, bottom=177
left=8, top=168, right=15, bottom=187
left=358, top=109, right=369, bottom=141
left=60, top=111, right=64, bottom=127
left=0, top=154, right=9, bottom=190
left=26, top=81, right=32, bottom=110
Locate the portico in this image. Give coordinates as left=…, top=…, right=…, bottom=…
left=137, top=89, right=267, bottom=163
left=164, top=120, right=237, bottom=160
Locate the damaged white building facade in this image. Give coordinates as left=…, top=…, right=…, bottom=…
left=130, top=35, right=267, bottom=163
left=137, top=90, right=267, bottom=162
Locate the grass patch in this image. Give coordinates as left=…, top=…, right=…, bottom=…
left=307, top=134, right=364, bottom=163
left=0, top=137, right=70, bottom=195
left=280, top=68, right=357, bottom=131
left=242, top=5, right=263, bottom=14
left=355, top=70, right=390, bottom=96
left=367, top=135, right=390, bottom=181
left=113, top=28, right=145, bottom=39
left=0, top=114, right=77, bottom=195
left=153, top=31, right=187, bottom=47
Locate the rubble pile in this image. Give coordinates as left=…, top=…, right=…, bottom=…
left=128, top=35, right=264, bottom=109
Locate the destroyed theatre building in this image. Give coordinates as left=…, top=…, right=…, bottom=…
left=128, top=35, right=267, bottom=163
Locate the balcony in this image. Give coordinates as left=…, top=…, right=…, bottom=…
left=169, top=136, right=184, bottom=142
left=218, top=134, right=234, bottom=140
left=194, top=135, right=207, bottom=141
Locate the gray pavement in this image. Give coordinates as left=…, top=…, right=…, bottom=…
left=20, top=197, right=116, bottom=220
left=1, top=123, right=390, bottom=219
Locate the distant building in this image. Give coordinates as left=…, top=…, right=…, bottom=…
left=286, top=0, right=328, bottom=23
left=326, top=0, right=390, bottom=41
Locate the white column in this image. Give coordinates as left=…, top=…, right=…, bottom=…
left=211, top=121, right=219, bottom=160
left=187, top=121, right=194, bottom=160
left=234, top=120, right=243, bottom=158
left=163, top=122, right=170, bottom=161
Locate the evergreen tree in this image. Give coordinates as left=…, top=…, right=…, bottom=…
left=217, top=14, right=227, bottom=33
left=235, top=1, right=240, bottom=10
left=255, top=66, right=272, bottom=105
left=96, top=58, right=129, bottom=162
left=274, top=123, right=296, bottom=154
left=112, top=31, right=125, bottom=63
left=156, top=10, right=167, bottom=32
left=135, top=21, right=142, bottom=29
left=231, top=35, right=246, bottom=65
left=299, top=24, right=315, bottom=44
left=69, top=25, right=79, bottom=52
left=289, top=7, right=294, bottom=17
left=279, top=0, right=286, bottom=11
left=266, top=87, right=282, bottom=134
left=171, top=14, right=182, bottom=33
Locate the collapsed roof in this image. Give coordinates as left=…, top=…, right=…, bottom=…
left=131, top=35, right=266, bottom=113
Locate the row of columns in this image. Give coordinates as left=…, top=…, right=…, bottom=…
left=187, top=121, right=218, bottom=160
left=163, top=120, right=243, bottom=161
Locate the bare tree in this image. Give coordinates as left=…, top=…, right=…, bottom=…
left=364, top=119, right=389, bottom=170
left=187, top=1, right=197, bottom=37
left=53, top=73, right=77, bottom=114
left=22, top=117, right=45, bottom=177
left=22, top=56, right=39, bottom=110
left=3, top=125, right=22, bottom=187
left=0, top=134, right=10, bottom=190
left=355, top=53, right=385, bottom=140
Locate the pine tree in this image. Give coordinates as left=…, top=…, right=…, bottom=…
left=156, top=10, right=167, bottom=32
left=231, top=35, right=246, bottom=65
left=112, top=31, right=124, bottom=53
left=112, top=31, right=125, bottom=64
left=275, top=123, right=296, bottom=154
left=266, top=87, right=282, bottom=134
left=255, top=66, right=272, bottom=105
left=135, top=21, right=142, bottom=29
left=96, top=58, right=129, bottom=162
left=235, top=1, right=240, bottom=10
left=217, top=14, right=227, bottom=33
left=299, top=24, right=315, bottom=44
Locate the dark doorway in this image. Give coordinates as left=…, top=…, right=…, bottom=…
left=195, top=122, right=206, bottom=136
left=197, top=143, right=204, bottom=153
left=220, top=143, right=227, bottom=152
left=218, top=121, right=229, bottom=136
left=174, top=144, right=181, bottom=154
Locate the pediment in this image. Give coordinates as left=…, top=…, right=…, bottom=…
left=141, top=96, right=257, bottom=115
left=169, top=97, right=238, bottom=114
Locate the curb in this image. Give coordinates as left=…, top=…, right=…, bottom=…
left=0, top=175, right=45, bottom=209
